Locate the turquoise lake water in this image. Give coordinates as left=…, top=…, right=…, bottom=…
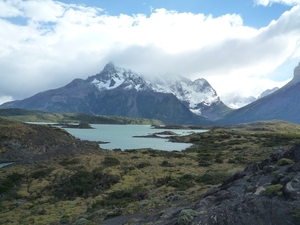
left=63, top=124, right=207, bottom=151
left=0, top=162, right=13, bottom=168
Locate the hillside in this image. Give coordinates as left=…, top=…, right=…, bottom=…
left=0, top=108, right=164, bottom=125
left=0, top=117, right=102, bottom=163
left=219, top=62, right=300, bottom=125
left=1, top=119, right=300, bottom=224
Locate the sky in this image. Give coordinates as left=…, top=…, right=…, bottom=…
left=0, top=0, right=300, bottom=106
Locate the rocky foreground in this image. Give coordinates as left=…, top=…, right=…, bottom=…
left=114, top=143, right=300, bottom=225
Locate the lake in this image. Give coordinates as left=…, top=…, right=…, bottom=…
left=0, top=162, right=13, bottom=168
left=62, top=124, right=206, bottom=151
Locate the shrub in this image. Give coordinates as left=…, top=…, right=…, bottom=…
left=136, top=162, right=151, bottom=169
left=0, top=172, right=24, bottom=194
left=59, top=158, right=80, bottom=166
left=155, top=176, right=173, bottom=187
left=160, top=160, right=173, bottom=167
left=52, top=169, right=120, bottom=199
left=91, top=185, right=149, bottom=209
left=178, top=209, right=197, bottom=225
left=228, top=158, right=236, bottom=164
left=215, top=157, right=223, bottom=163
left=292, top=209, right=300, bottom=222
left=265, top=184, right=283, bottom=196
left=167, top=174, right=195, bottom=191
left=31, top=168, right=52, bottom=179
left=102, top=156, right=120, bottom=167
left=196, top=171, right=227, bottom=185
left=277, top=158, right=294, bottom=166
left=6, top=172, right=24, bottom=183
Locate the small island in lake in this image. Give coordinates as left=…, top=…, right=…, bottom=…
left=56, top=122, right=93, bottom=129
left=133, top=130, right=178, bottom=138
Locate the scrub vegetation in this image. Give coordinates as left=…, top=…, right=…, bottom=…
left=1, top=119, right=300, bottom=224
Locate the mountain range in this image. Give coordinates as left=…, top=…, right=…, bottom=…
left=222, top=87, right=279, bottom=109
left=219, top=62, right=300, bottom=124
left=1, top=62, right=300, bottom=125
left=0, top=63, right=231, bottom=125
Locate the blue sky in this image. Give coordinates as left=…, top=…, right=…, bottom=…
left=63, top=0, right=291, bottom=27
left=0, top=0, right=300, bottom=107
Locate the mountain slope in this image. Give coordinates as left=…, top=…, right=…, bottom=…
left=1, top=63, right=214, bottom=125
left=220, top=62, right=300, bottom=124
left=151, top=76, right=231, bottom=119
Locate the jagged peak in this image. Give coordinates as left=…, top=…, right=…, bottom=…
left=294, top=62, right=300, bottom=80
left=285, top=62, right=300, bottom=87
left=193, top=78, right=207, bottom=86
left=102, top=62, right=116, bottom=72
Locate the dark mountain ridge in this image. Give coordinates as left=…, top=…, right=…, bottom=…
left=219, top=62, right=300, bottom=125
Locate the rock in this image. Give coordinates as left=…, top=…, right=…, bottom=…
left=284, top=178, right=300, bottom=200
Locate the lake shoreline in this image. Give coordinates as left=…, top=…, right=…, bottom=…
left=62, top=124, right=206, bottom=151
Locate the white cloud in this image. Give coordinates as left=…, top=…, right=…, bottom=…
left=255, top=0, right=300, bottom=6
left=0, top=0, right=23, bottom=17
left=0, top=1, right=299, bottom=103
left=0, top=95, right=13, bottom=105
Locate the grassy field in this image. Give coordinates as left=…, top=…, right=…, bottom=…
left=1, top=120, right=300, bottom=224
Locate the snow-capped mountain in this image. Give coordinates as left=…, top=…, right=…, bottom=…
left=222, top=87, right=280, bottom=109
left=90, top=62, right=152, bottom=92
left=0, top=62, right=231, bottom=124
left=87, top=63, right=230, bottom=119
left=151, top=76, right=220, bottom=115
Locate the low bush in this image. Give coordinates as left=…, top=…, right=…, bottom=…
left=160, top=160, right=173, bottom=167
left=52, top=169, right=120, bottom=199
left=136, top=162, right=151, bottom=169
left=196, top=171, right=227, bottom=185
left=102, top=156, right=120, bottom=167
left=155, top=176, right=173, bottom=187
left=59, top=158, right=80, bottom=166
left=91, top=185, right=148, bottom=209
left=0, top=172, right=24, bottom=195
left=265, top=184, right=283, bottom=196
left=31, top=168, right=53, bottom=179
left=277, top=158, right=294, bottom=166
left=178, top=209, right=197, bottom=225
left=167, top=174, right=195, bottom=191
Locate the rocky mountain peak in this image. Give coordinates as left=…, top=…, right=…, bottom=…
left=102, top=62, right=116, bottom=72
left=193, top=78, right=217, bottom=95
left=293, top=62, right=300, bottom=82
left=91, top=63, right=229, bottom=119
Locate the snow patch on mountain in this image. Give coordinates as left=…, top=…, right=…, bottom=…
left=152, top=76, right=219, bottom=111
left=222, top=87, right=279, bottom=109
left=91, top=77, right=124, bottom=90
left=91, top=63, right=222, bottom=116
left=91, top=63, right=152, bottom=92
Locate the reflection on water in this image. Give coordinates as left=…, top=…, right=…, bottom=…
left=63, top=124, right=206, bottom=151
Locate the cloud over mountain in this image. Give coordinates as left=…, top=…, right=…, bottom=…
left=0, top=1, right=299, bottom=104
